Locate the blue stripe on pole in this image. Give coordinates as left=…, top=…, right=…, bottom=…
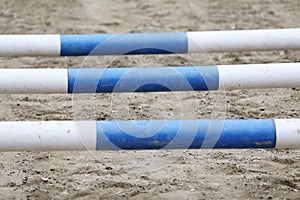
left=68, top=66, right=219, bottom=93
left=60, top=32, right=188, bottom=56
left=95, top=120, right=276, bottom=150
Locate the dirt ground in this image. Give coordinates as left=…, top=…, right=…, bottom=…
left=0, top=0, right=300, bottom=199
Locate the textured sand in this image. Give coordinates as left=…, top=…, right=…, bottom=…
left=0, top=0, right=299, bottom=199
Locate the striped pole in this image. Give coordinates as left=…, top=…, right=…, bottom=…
left=0, top=29, right=300, bottom=56
left=0, top=119, right=299, bottom=151
left=0, top=63, right=299, bottom=93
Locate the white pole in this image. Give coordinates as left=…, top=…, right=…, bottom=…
left=187, top=28, right=300, bottom=52
left=0, top=121, right=96, bottom=151
left=0, top=35, right=60, bottom=56
left=218, top=63, right=300, bottom=90
left=0, top=69, right=68, bottom=93
left=274, top=119, right=300, bottom=149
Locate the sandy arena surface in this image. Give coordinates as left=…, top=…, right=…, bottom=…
left=0, top=0, right=300, bottom=199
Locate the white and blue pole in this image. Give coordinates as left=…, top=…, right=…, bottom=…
left=0, top=63, right=298, bottom=93
left=0, top=119, right=299, bottom=151
left=0, top=29, right=300, bottom=56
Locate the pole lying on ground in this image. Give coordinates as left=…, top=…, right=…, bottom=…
left=0, top=119, right=299, bottom=151
left=0, top=29, right=300, bottom=56
left=0, top=63, right=299, bottom=93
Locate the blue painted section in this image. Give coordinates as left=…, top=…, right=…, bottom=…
left=60, top=32, right=188, bottom=56
left=95, top=120, right=276, bottom=150
left=68, top=66, right=219, bottom=93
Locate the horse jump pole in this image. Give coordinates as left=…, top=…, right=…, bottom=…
left=0, top=29, right=299, bottom=56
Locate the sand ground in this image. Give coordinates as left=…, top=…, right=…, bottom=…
left=0, top=0, right=300, bottom=199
